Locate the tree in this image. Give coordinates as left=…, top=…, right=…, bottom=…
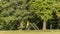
left=28, top=0, right=59, bottom=30
left=0, top=0, right=37, bottom=30
left=0, top=0, right=30, bottom=30
left=55, top=1, right=60, bottom=29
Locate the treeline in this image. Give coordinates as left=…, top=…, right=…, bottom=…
left=0, top=0, right=60, bottom=30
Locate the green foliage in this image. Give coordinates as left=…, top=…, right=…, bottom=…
left=0, top=0, right=60, bottom=30
left=28, top=0, right=59, bottom=20
left=0, top=0, right=28, bottom=30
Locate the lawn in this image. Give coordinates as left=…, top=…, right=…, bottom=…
left=0, top=30, right=60, bottom=34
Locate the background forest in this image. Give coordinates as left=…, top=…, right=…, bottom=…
left=0, top=0, right=60, bottom=30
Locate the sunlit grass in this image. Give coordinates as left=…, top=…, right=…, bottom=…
left=0, top=30, right=60, bottom=34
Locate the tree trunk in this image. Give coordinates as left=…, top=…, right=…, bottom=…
left=43, top=18, right=46, bottom=30
left=26, top=21, right=30, bottom=30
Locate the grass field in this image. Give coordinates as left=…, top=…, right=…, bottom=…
left=0, top=30, right=60, bottom=34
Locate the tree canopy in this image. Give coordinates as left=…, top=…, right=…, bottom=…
left=0, top=0, right=60, bottom=30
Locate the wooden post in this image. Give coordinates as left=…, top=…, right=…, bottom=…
left=50, top=24, right=52, bottom=30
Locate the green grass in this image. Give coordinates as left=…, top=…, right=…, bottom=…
left=0, top=30, right=60, bottom=34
